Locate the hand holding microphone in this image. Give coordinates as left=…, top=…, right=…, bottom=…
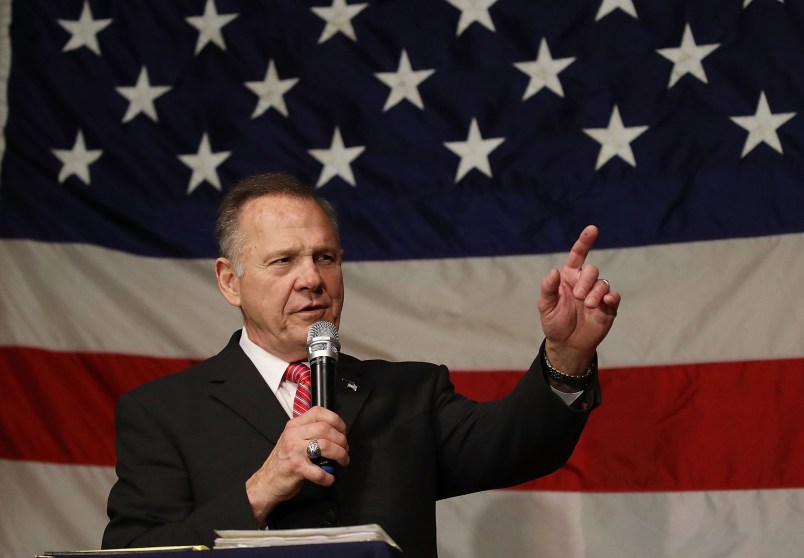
left=306, top=321, right=340, bottom=475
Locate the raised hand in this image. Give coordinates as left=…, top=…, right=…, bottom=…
left=537, top=225, right=621, bottom=375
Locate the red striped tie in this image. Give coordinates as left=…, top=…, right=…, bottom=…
left=285, top=362, right=312, bottom=417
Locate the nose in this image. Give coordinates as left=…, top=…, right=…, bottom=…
left=296, top=257, right=324, bottom=292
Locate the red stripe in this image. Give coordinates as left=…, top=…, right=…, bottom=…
left=451, top=358, right=804, bottom=492
left=1, top=346, right=197, bottom=466
left=3, top=346, right=804, bottom=492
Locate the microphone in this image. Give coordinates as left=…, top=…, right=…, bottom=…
left=306, top=321, right=340, bottom=475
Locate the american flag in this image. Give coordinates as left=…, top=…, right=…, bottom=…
left=2, top=0, right=804, bottom=556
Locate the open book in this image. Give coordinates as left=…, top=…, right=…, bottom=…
left=214, top=524, right=401, bottom=552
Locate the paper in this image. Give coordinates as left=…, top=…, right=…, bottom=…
left=214, top=524, right=400, bottom=551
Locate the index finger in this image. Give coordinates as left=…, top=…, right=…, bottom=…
left=563, top=225, right=599, bottom=270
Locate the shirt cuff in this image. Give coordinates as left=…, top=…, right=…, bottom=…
left=550, top=385, right=583, bottom=406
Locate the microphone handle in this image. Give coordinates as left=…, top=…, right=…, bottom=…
left=310, top=356, right=335, bottom=409
left=310, top=355, right=336, bottom=475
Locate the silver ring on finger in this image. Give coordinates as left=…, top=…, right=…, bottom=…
left=306, top=439, right=321, bottom=460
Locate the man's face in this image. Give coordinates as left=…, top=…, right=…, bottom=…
left=217, top=195, right=344, bottom=362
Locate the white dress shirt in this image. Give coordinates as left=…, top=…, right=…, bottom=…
left=239, top=328, right=300, bottom=418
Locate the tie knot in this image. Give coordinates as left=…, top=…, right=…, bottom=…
left=285, top=362, right=310, bottom=385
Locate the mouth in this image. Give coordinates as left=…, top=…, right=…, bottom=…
left=295, top=303, right=328, bottom=319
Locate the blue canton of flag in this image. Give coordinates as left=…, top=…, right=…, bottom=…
left=1, top=0, right=803, bottom=261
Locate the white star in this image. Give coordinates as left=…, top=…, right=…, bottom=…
left=595, top=0, right=638, bottom=21
left=311, top=0, right=368, bottom=44
left=57, top=1, right=112, bottom=55
left=115, top=67, right=171, bottom=123
left=185, top=0, right=238, bottom=55
left=375, top=51, right=434, bottom=111
left=309, top=128, right=365, bottom=188
left=245, top=60, right=299, bottom=118
left=445, top=0, right=499, bottom=35
left=514, top=38, right=575, bottom=99
left=583, top=106, right=648, bottom=170
left=52, top=130, right=103, bottom=185
left=730, top=92, right=795, bottom=157
left=657, top=24, right=719, bottom=88
left=178, top=133, right=231, bottom=194
left=443, top=118, right=505, bottom=182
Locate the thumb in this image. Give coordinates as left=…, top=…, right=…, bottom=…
left=537, top=268, right=561, bottom=314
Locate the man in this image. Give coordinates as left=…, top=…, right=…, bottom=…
left=103, top=172, right=620, bottom=557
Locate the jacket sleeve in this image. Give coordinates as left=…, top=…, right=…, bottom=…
left=432, top=342, right=601, bottom=499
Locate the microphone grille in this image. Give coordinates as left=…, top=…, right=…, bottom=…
left=307, top=321, right=339, bottom=344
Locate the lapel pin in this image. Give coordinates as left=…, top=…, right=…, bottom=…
left=346, top=380, right=358, bottom=392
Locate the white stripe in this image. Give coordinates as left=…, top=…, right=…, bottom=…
left=3, top=459, right=802, bottom=558
left=436, top=488, right=804, bottom=558
left=2, top=232, right=803, bottom=368
left=0, top=239, right=239, bottom=359
left=0, top=459, right=115, bottom=557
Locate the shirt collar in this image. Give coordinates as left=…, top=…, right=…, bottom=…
left=238, top=328, right=290, bottom=395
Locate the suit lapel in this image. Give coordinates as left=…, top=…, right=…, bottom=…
left=205, top=335, right=373, bottom=441
left=207, top=335, right=288, bottom=445
left=334, top=355, right=373, bottom=436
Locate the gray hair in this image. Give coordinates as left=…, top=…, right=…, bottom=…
left=215, top=172, right=339, bottom=276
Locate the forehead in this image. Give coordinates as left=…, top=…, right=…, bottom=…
left=239, top=195, right=337, bottom=244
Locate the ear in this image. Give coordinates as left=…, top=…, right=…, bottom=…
left=215, top=257, right=241, bottom=308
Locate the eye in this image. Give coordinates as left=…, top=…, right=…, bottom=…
left=316, top=253, right=337, bottom=264
left=270, top=256, right=293, bottom=265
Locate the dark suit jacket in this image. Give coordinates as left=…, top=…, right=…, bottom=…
left=103, top=331, right=600, bottom=558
